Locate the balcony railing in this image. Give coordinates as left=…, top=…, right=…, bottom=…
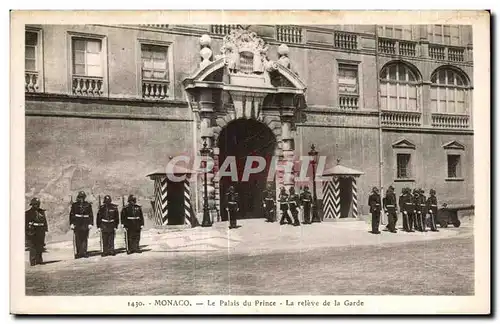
left=142, top=80, right=169, bottom=100
left=72, top=75, right=104, bottom=97
left=378, top=38, right=416, bottom=57
left=399, top=41, right=416, bottom=57
left=139, top=24, right=169, bottom=29
left=378, top=38, right=396, bottom=54
left=25, top=71, right=39, bottom=93
left=431, top=113, right=470, bottom=129
left=210, top=25, right=238, bottom=35
left=276, top=26, right=303, bottom=44
left=339, top=94, right=359, bottom=109
left=429, top=45, right=446, bottom=60
left=381, top=110, right=421, bottom=127
left=334, top=31, right=357, bottom=50
left=448, top=47, right=465, bottom=62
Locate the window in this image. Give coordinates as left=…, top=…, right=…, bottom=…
left=72, top=38, right=103, bottom=77
left=141, top=44, right=169, bottom=81
left=447, top=154, right=461, bottom=178
left=338, top=64, right=358, bottom=94
left=25, top=31, right=38, bottom=71
left=397, top=153, right=411, bottom=179
left=380, top=63, right=419, bottom=111
left=430, top=69, right=469, bottom=114
left=378, top=25, right=412, bottom=40
left=429, top=25, right=460, bottom=46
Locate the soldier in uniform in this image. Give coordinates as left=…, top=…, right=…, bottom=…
left=399, top=187, right=413, bottom=232
left=121, top=195, right=145, bottom=254
left=262, top=185, right=276, bottom=223
left=97, top=195, right=119, bottom=256
left=300, top=186, right=313, bottom=224
left=69, top=191, right=94, bottom=258
left=225, top=186, right=239, bottom=229
left=288, top=187, right=301, bottom=227
left=383, top=187, right=398, bottom=233
left=25, top=197, right=48, bottom=266
left=368, top=187, right=381, bottom=234
left=410, top=189, right=420, bottom=232
left=426, top=189, right=439, bottom=232
left=418, top=188, right=428, bottom=232
left=278, top=186, right=292, bottom=225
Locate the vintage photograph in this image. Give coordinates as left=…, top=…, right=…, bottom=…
left=10, top=10, right=490, bottom=315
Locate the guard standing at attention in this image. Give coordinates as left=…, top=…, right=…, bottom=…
left=383, top=187, right=398, bottom=233
left=121, top=195, right=145, bottom=253
left=418, top=188, right=428, bottom=232
left=288, top=187, right=301, bottom=227
left=69, top=191, right=93, bottom=258
left=225, top=186, right=239, bottom=229
left=262, top=185, right=276, bottom=223
left=399, top=187, right=413, bottom=232
left=411, top=189, right=420, bottom=232
left=278, top=186, right=292, bottom=225
left=25, top=197, right=48, bottom=266
left=97, top=195, right=119, bottom=256
left=426, top=189, right=439, bottom=232
left=300, top=185, right=313, bottom=224
left=368, top=187, right=381, bottom=234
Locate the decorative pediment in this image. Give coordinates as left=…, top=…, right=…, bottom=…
left=392, top=138, right=416, bottom=149
left=442, top=140, right=465, bottom=150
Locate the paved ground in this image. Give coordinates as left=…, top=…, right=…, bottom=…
left=25, top=217, right=474, bottom=295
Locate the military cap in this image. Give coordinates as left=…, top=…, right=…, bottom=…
left=77, top=191, right=86, bottom=198
left=30, top=197, right=40, bottom=206
left=304, top=185, right=309, bottom=190
left=128, top=194, right=137, bottom=203
left=103, top=195, right=112, bottom=203
left=430, top=189, right=436, bottom=195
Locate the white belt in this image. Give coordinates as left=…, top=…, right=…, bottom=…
left=228, top=202, right=237, bottom=205
left=405, top=203, right=413, bottom=205
left=127, top=217, right=140, bottom=220
left=302, top=199, right=311, bottom=202
left=265, top=198, right=273, bottom=201
left=430, top=204, right=437, bottom=207
left=386, top=205, right=395, bottom=207
left=101, top=219, right=114, bottom=223
left=75, top=214, right=89, bottom=218
left=420, top=204, right=426, bottom=206
left=31, top=222, right=44, bottom=226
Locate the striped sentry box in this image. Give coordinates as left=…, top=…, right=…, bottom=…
left=152, top=176, right=169, bottom=226
left=352, top=178, right=358, bottom=218
left=322, top=180, right=335, bottom=220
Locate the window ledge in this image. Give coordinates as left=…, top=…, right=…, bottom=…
left=394, top=178, right=415, bottom=182
left=445, top=178, right=464, bottom=182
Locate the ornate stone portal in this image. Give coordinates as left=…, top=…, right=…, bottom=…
left=183, top=27, right=307, bottom=216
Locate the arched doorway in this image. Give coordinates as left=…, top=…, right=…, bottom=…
left=218, top=119, right=277, bottom=220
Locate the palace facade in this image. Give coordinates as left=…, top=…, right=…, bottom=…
left=24, top=24, right=474, bottom=230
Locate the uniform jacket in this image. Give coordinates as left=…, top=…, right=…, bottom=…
left=287, top=193, right=300, bottom=211
left=368, top=193, right=381, bottom=213
left=383, top=193, right=397, bottom=212
left=426, top=195, right=438, bottom=214
left=399, top=194, right=413, bottom=213
left=97, top=203, right=120, bottom=232
left=121, top=204, right=144, bottom=230
left=278, top=192, right=289, bottom=210
left=413, top=195, right=426, bottom=213
left=225, top=192, right=239, bottom=211
left=69, top=201, right=94, bottom=230
left=300, top=191, right=313, bottom=206
left=418, top=194, right=427, bottom=213
left=26, top=207, right=48, bottom=236
left=262, top=189, right=275, bottom=209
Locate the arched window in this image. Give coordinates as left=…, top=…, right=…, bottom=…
left=380, top=62, right=420, bottom=111
left=430, top=68, right=469, bottom=114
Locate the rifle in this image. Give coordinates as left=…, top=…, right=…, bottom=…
left=122, top=196, right=129, bottom=254
left=70, top=195, right=77, bottom=259
left=98, top=195, right=103, bottom=253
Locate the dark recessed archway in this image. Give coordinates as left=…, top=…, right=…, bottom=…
left=217, top=118, right=277, bottom=220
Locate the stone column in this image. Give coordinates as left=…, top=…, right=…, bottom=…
left=280, top=113, right=295, bottom=191
left=421, top=81, right=432, bottom=127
